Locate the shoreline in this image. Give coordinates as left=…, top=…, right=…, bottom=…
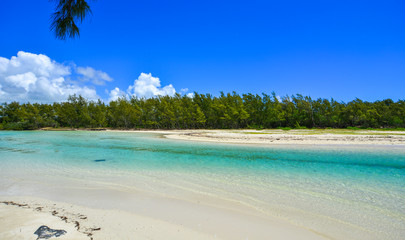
left=36, top=127, right=405, bottom=146
left=107, top=129, right=405, bottom=146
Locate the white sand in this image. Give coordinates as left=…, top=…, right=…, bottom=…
left=0, top=197, right=220, bottom=240
left=155, top=129, right=405, bottom=145
left=0, top=201, right=87, bottom=240
left=0, top=196, right=325, bottom=240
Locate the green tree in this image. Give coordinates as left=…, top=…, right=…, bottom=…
left=88, top=100, right=107, bottom=128
left=107, top=98, right=139, bottom=128
left=1, top=93, right=404, bottom=130
left=262, top=92, right=284, bottom=128
left=243, top=93, right=264, bottom=128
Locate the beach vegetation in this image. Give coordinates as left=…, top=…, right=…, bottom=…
left=1, top=93, right=405, bottom=130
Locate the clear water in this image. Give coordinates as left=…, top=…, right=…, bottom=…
left=0, top=131, right=404, bottom=239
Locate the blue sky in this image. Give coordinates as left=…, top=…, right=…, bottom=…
left=0, top=0, right=404, bottom=102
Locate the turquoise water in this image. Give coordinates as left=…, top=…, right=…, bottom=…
left=0, top=131, right=404, bottom=239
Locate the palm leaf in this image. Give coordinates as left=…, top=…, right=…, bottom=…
left=50, top=0, right=92, bottom=40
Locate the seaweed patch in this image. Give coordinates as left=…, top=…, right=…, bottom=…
left=93, top=159, right=106, bottom=162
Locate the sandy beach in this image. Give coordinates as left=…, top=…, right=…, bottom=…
left=0, top=197, right=218, bottom=240
left=0, top=195, right=325, bottom=240
left=1, top=130, right=404, bottom=240
left=160, top=129, right=405, bottom=145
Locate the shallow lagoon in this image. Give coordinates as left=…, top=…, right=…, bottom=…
left=1, top=131, right=404, bottom=239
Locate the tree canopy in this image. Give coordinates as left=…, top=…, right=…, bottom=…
left=1, top=93, right=404, bottom=130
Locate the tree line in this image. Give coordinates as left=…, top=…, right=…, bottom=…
left=0, top=93, right=404, bottom=130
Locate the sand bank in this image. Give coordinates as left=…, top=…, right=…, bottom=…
left=152, top=129, right=405, bottom=145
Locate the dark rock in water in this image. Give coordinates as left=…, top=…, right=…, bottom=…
left=94, top=159, right=106, bottom=162
left=34, top=225, right=67, bottom=239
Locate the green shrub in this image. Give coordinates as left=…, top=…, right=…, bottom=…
left=347, top=126, right=361, bottom=130
left=277, top=127, right=291, bottom=131
left=247, top=124, right=263, bottom=130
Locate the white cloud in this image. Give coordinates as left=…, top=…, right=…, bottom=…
left=126, top=73, right=176, bottom=99
left=108, top=87, right=127, bottom=102
left=76, top=66, right=112, bottom=85
left=0, top=52, right=189, bottom=103
left=0, top=51, right=102, bottom=103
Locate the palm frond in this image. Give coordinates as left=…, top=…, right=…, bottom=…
left=50, top=0, right=93, bottom=40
